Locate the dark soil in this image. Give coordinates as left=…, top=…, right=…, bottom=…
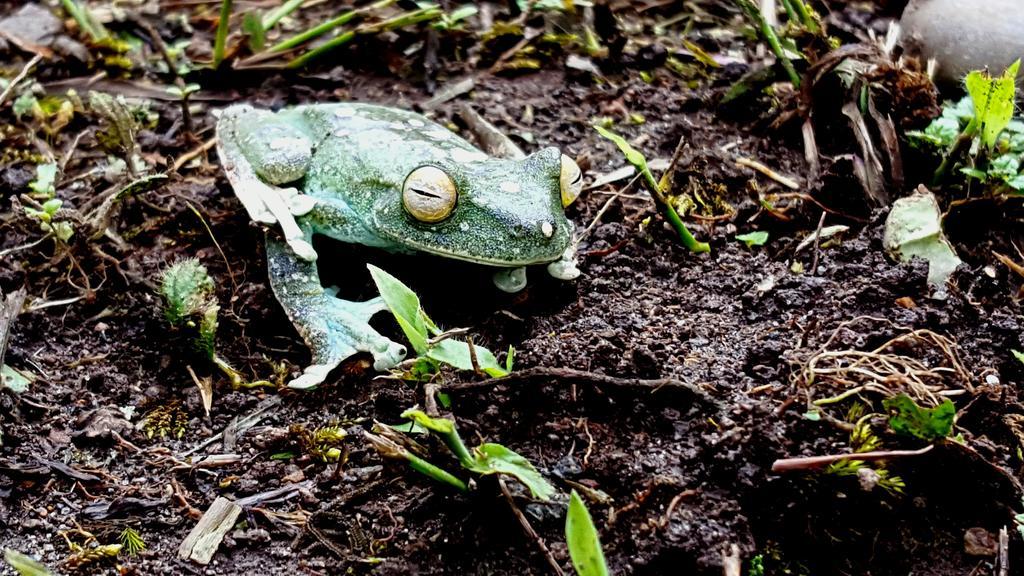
left=2, top=1, right=1023, bottom=575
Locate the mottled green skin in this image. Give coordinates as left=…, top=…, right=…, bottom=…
left=216, top=103, right=574, bottom=388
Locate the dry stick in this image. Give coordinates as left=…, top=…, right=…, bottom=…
left=736, top=157, right=800, bottom=189
left=0, top=54, right=43, bottom=108
left=498, top=477, right=566, bottom=576
left=185, top=201, right=239, bottom=298
left=173, top=137, right=217, bottom=172
left=997, top=526, right=1009, bottom=576
left=771, top=445, right=934, bottom=472
left=575, top=172, right=643, bottom=245
left=809, top=210, right=826, bottom=275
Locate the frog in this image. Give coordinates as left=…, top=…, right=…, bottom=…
left=216, top=103, right=583, bottom=389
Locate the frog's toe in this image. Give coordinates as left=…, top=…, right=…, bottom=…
left=288, top=363, right=335, bottom=390
left=371, top=340, right=407, bottom=371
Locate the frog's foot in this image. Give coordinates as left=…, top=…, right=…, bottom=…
left=547, top=241, right=581, bottom=281
left=287, top=296, right=407, bottom=389
left=493, top=267, right=527, bottom=293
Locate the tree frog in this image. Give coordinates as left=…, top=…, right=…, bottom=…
left=216, top=103, right=582, bottom=389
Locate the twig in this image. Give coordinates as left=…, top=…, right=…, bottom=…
left=498, top=477, right=565, bottom=576
left=576, top=168, right=641, bottom=246
left=172, top=137, right=217, bottom=172
left=771, top=445, right=933, bottom=472
left=810, top=210, right=826, bottom=275
left=185, top=200, right=239, bottom=297
left=0, top=288, right=27, bottom=370
left=997, top=526, right=1009, bottom=576
left=0, top=54, right=43, bottom=109
left=736, top=157, right=800, bottom=189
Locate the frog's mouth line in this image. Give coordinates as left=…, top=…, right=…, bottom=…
left=391, top=238, right=565, bottom=268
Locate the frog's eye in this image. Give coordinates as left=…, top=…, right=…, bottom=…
left=559, top=155, right=583, bottom=207
left=403, top=166, right=458, bottom=223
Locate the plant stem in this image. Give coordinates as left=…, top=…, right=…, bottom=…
left=778, top=0, right=799, bottom=24
left=364, top=431, right=468, bottom=491
left=262, top=0, right=306, bottom=30
left=267, top=0, right=396, bottom=54
left=788, top=0, right=819, bottom=33
left=60, top=0, right=107, bottom=41
left=932, top=129, right=977, bottom=186
left=286, top=6, right=441, bottom=69
left=734, top=0, right=802, bottom=88
left=213, top=0, right=234, bottom=68
left=435, top=424, right=476, bottom=469
left=639, top=161, right=711, bottom=254
left=407, top=453, right=469, bottom=491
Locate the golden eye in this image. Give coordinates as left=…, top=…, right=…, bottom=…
left=402, top=166, right=457, bottom=223
left=559, top=154, right=583, bottom=207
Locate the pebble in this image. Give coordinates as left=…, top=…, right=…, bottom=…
left=901, top=0, right=1024, bottom=86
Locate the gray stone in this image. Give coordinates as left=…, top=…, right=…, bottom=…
left=901, top=0, right=1024, bottom=86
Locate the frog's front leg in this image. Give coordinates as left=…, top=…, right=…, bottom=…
left=266, top=230, right=406, bottom=389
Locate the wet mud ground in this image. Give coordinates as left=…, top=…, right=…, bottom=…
left=2, top=1, right=1024, bottom=575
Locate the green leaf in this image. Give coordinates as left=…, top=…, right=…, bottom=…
left=3, top=549, right=53, bottom=576
left=367, top=265, right=429, bottom=355
left=505, top=345, right=516, bottom=372
left=242, top=11, right=266, bottom=51
left=12, top=93, right=38, bottom=120
left=1007, top=175, right=1024, bottom=194
left=594, top=125, right=650, bottom=175
left=1013, top=350, right=1024, bottom=364
left=991, top=154, right=1021, bottom=179
left=401, top=409, right=456, bottom=435
left=882, top=394, right=956, bottom=442
left=427, top=338, right=508, bottom=377
left=1, top=365, right=32, bottom=394
left=965, top=59, right=1020, bottom=150
left=736, top=231, right=769, bottom=248
left=565, top=491, right=610, bottom=576
left=401, top=409, right=474, bottom=466
left=468, top=443, right=556, bottom=501
left=28, top=164, right=58, bottom=198
left=959, top=167, right=988, bottom=181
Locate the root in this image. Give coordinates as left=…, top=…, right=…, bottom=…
left=792, top=316, right=972, bottom=409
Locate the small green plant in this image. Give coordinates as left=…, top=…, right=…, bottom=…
left=748, top=554, right=765, bottom=576
left=910, top=60, right=1024, bottom=192
left=736, top=231, right=769, bottom=248
left=3, top=549, right=52, bottom=576
left=824, top=404, right=905, bottom=495
left=142, top=400, right=188, bottom=439
left=882, top=394, right=955, bottom=442
left=60, top=0, right=108, bottom=42
left=160, top=259, right=266, bottom=388
left=566, top=490, right=610, bottom=576
left=89, top=92, right=142, bottom=178
left=428, top=3, right=478, bottom=32
left=366, top=409, right=555, bottom=500
left=165, top=82, right=200, bottom=136
left=27, top=163, right=57, bottom=199
left=117, top=528, right=145, bottom=556
left=368, top=264, right=508, bottom=378
left=213, top=0, right=234, bottom=68
left=594, top=126, right=710, bottom=254
left=291, top=422, right=347, bottom=462
left=24, top=198, right=74, bottom=244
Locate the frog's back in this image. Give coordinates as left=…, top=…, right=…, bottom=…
left=284, top=103, right=489, bottom=214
